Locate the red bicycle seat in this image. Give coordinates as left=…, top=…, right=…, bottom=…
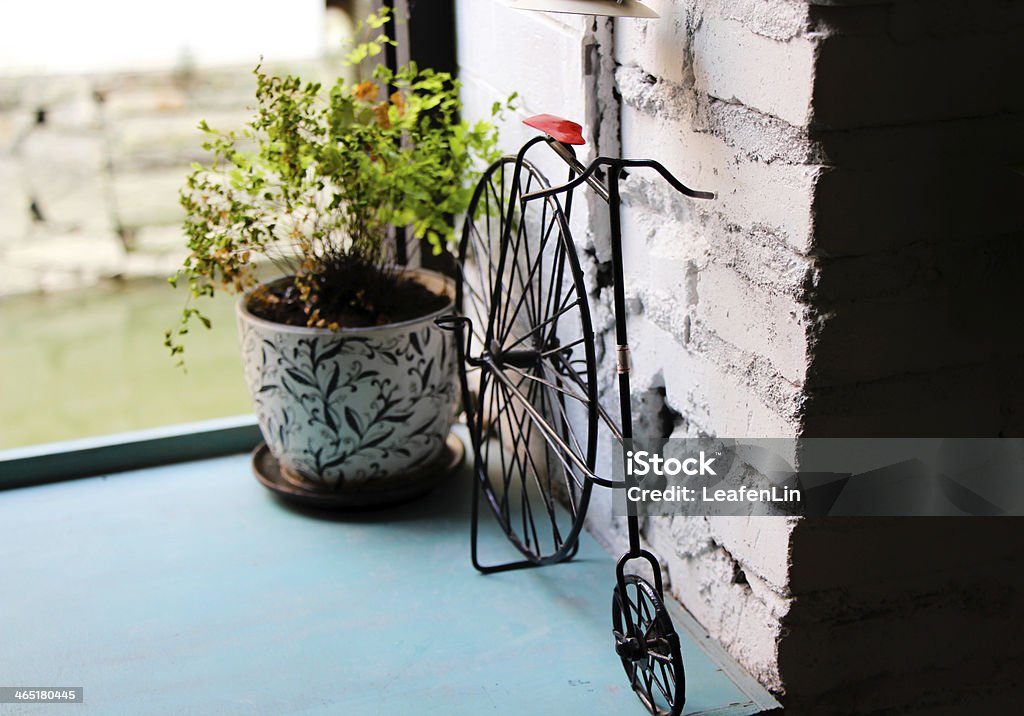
left=523, top=114, right=586, bottom=145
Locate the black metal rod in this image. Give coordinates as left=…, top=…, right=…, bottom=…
left=616, top=550, right=665, bottom=597
left=545, top=138, right=610, bottom=202
left=606, top=164, right=643, bottom=558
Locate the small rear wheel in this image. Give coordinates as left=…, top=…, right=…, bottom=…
left=612, top=575, right=686, bottom=716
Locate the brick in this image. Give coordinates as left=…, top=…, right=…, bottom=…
left=816, top=114, right=1024, bottom=170
left=0, top=158, right=29, bottom=246
left=614, top=7, right=694, bottom=84
left=721, top=0, right=809, bottom=42
left=0, top=109, right=33, bottom=153
left=647, top=518, right=788, bottom=691
left=107, top=109, right=249, bottom=172
left=615, top=65, right=820, bottom=168
left=802, top=360, right=1019, bottom=438
left=779, top=599, right=1024, bottom=707
left=813, top=233, right=1024, bottom=304
left=887, top=0, right=1024, bottom=41
left=808, top=272, right=1024, bottom=387
left=696, top=263, right=808, bottom=385
left=626, top=313, right=801, bottom=436
left=121, top=225, right=189, bottom=279
left=789, top=516, right=1024, bottom=595
left=691, top=11, right=816, bottom=127
left=616, top=146, right=817, bottom=305
left=0, top=262, right=43, bottom=296
left=812, top=30, right=1024, bottom=130
left=100, top=69, right=251, bottom=118
left=4, top=232, right=125, bottom=277
left=620, top=108, right=819, bottom=254
left=456, top=0, right=588, bottom=122
left=812, top=161, right=1024, bottom=255
left=704, top=515, right=797, bottom=591
left=0, top=75, right=99, bottom=131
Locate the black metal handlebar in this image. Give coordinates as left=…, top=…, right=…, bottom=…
left=522, top=139, right=715, bottom=205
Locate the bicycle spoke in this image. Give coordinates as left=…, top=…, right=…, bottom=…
left=501, top=364, right=592, bottom=409
left=536, top=362, right=588, bottom=497
left=495, top=217, right=551, bottom=346
left=502, top=298, right=582, bottom=352
left=550, top=352, right=622, bottom=439
left=495, top=378, right=564, bottom=549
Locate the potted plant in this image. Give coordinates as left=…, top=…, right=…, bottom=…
left=166, top=10, right=509, bottom=492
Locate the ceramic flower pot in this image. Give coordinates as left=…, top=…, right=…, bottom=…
left=236, top=268, right=457, bottom=489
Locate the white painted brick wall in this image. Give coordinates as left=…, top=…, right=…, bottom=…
left=616, top=98, right=819, bottom=254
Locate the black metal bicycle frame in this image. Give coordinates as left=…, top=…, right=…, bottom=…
left=518, top=139, right=714, bottom=592
left=449, top=134, right=713, bottom=586
left=441, top=132, right=713, bottom=716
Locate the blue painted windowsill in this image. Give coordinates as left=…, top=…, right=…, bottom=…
left=0, top=423, right=780, bottom=715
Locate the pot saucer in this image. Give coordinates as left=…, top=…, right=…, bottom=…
left=252, top=433, right=465, bottom=510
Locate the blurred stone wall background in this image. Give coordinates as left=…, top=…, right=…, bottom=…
left=0, top=63, right=336, bottom=297
left=0, top=0, right=348, bottom=298
left=1, top=68, right=242, bottom=295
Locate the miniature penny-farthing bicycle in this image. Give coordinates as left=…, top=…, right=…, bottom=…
left=436, top=114, right=714, bottom=716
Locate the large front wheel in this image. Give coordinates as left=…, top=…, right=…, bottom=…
left=456, top=155, right=600, bottom=566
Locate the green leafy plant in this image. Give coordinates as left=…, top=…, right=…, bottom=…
left=167, top=8, right=513, bottom=358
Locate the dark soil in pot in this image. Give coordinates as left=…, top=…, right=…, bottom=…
left=247, top=256, right=449, bottom=330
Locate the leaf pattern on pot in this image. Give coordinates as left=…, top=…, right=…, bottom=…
left=238, top=305, right=457, bottom=490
